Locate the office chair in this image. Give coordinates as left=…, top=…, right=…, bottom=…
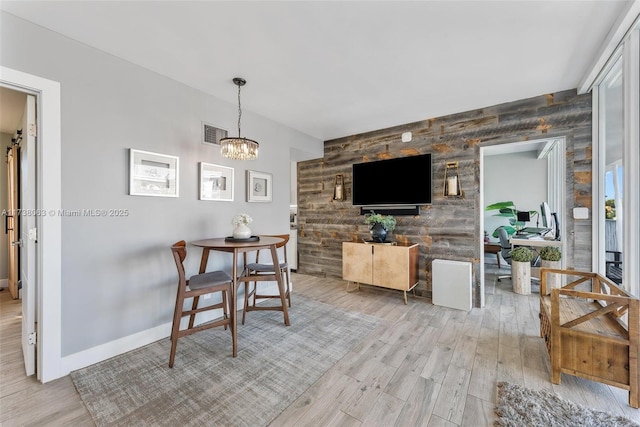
left=497, top=227, right=541, bottom=285
left=497, top=227, right=513, bottom=282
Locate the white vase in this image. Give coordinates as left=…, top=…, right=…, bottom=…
left=541, top=260, right=562, bottom=293
left=232, top=223, right=251, bottom=239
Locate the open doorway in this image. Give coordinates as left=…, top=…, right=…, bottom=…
left=0, top=85, right=38, bottom=376
left=479, top=137, right=566, bottom=305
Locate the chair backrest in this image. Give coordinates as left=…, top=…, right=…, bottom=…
left=251, top=234, right=290, bottom=263
left=171, top=240, right=187, bottom=284
left=497, top=227, right=512, bottom=265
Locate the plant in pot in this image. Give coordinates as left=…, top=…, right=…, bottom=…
left=364, top=212, right=397, bottom=243
left=486, top=201, right=538, bottom=238
left=539, top=246, right=562, bottom=292
left=511, top=246, right=533, bottom=295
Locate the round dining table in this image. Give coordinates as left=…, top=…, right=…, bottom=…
left=191, top=236, right=289, bottom=357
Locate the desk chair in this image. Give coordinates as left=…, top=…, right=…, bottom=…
left=169, top=240, right=233, bottom=367
left=497, top=227, right=513, bottom=282
left=241, top=234, right=292, bottom=325
left=497, top=227, right=541, bottom=285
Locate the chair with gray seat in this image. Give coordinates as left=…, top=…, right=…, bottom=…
left=497, top=227, right=540, bottom=285
left=497, top=227, right=513, bottom=282
left=169, top=240, right=233, bottom=367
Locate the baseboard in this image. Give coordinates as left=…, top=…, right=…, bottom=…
left=61, top=322, right=172, bottom=376
left=58, top=282, right=282, bottom=377
left=0, top=278, right=8, bottom=288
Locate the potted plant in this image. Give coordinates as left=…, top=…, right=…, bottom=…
left=511, top=246, right=533, bottom=295
left=364, top=212, right=397, bottom=243
left=486, top=201, right=538, bottom=238
left=539, top=246, right=562, bottom=291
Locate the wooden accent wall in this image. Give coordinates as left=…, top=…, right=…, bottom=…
left=297, top=90, right=592, bottom=306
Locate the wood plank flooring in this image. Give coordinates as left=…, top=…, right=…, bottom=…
left=1, top=265, right=639, bottom=426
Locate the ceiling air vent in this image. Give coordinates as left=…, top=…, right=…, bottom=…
left=202, top=122, right=228, bottom=146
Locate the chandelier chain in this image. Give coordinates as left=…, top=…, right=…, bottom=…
left=237, top=83, right=242, bottom=137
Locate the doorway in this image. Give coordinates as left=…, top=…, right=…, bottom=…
left=479, top=137, right=566, bottom=305
left=0, top=86, right=37, bottom=376
left=1, top=66, right=62, bottom=382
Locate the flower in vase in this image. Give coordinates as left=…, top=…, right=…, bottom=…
left=232, top=213, right=253, bottom=227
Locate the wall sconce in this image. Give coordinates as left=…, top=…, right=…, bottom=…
left=333, top=174, right=346, bottom=201
left=443, top=161, right=463, bottom=197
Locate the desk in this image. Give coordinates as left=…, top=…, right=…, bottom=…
left=510, top=237, right=562, bottom=248
left=191, top=236, right=289, bottom=357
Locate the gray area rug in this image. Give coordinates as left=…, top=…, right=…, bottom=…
left=71, top=295, right=382, bottom=426
left=495, top=381, right=639, bottom=427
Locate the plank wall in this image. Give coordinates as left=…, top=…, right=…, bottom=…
left=296, top=89, right=592, bottom=306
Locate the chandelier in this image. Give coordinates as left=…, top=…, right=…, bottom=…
left=220, top=77, right=259, bottom=160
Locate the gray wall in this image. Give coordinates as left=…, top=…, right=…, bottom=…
left=0, top=12, right=323, bottom=356
left=484, top=151, right=548, bottom=242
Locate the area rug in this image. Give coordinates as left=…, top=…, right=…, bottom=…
left=495, top=381, right=639, bottom=427
left=71, top=295, right=382, bottom=427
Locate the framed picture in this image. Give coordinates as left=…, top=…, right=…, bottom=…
left=200, top=162, right=234, bottom=201
left=129, top=149, right=179, bottom=197
left=246, top=170, right=272, bottom=202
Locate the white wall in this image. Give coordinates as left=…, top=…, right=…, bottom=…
left=0, top=11, right=323, bottom=359
left=483, top=151, right=548, bottom=242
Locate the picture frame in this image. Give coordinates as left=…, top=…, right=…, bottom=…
left=246, top=170, right=272, bottom=203
left=129, top=149, right=179, bottom=197
left=200, top=162, right=234, bottom=201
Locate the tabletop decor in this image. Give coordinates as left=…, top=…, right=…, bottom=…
left=232, top=213, right=253, bottom=239
left=364, top=211, right=396, bottom=243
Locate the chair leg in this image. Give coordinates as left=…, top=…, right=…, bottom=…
left=222, top=289, right=228, bottom=330
left=188, top=296, right=199, bottom=329
left=169, top=295, right=184, bottom=368
left=283, top=269, right=292, bottom=307
left=242, top=282, right=251, bottom=325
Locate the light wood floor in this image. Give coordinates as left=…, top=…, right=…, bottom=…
left=2, top=266, right=640, bottom=426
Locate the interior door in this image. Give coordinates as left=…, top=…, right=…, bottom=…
left=6, top=144, right=19, bottom=299
left=20, top=94, right=37, bottom=376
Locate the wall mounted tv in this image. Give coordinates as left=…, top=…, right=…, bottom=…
left=352, top=153, right=432, bottom=206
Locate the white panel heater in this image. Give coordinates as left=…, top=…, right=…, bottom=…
left=432, top=259, right=472, bottom=311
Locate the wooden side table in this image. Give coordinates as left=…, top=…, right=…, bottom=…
left=484, top=243, right=501, bottom=268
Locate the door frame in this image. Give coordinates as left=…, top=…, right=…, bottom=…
left=0, top=66, right=62, bottom=382
left=479, top=137, right=567, bottom=306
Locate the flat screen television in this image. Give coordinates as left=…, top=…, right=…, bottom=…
left=352, top=154, right=432, bottom=206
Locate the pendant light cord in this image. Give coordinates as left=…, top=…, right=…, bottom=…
left=237, top=83, right=242, bottom=137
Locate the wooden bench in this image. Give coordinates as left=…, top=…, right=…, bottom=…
left=539, top=268, right=640, bottom=408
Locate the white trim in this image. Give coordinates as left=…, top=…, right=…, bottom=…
left=592, top=88, right=603, bottom=273
left=623, top=29, right=640, bottom=296
left=0, top=279, right=8, bottom=288
left=0, top=66, right=62, bottom=382
left=578, top=0, right=640, bottom=94
left=478, top=148, right=485, bottom=308
left=62, top=323, right=171, bottom=374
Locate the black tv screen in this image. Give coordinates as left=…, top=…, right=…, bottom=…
left=352, top=154, right=432, bottom=206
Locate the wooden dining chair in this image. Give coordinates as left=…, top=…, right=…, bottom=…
left=240, top=234, right=292, bottom=325
left=169, top=240, right=233, bottom=367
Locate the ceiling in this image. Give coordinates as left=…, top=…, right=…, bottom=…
left=0, top=1, right=630, bottom=141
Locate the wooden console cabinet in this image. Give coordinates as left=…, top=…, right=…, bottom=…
left=342, top=241, right=419, bottom=304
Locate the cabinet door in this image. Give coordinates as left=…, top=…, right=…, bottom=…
left=373, top=245, right=410, bottom=290
left=342, top=242, right=373, bottom=284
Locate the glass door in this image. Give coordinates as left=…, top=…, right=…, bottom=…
left=598, top=58, right=624, bottom=287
